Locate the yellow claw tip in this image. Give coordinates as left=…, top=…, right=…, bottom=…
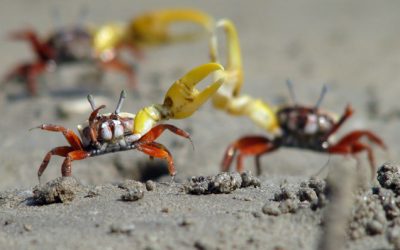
left=179, top=62, right=224, bottom=89
left=197, top=62, right=224, bottom=72
left=163, top=63, right=225, bottom=119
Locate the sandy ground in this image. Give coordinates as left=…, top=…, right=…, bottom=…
left=1, top=0, right=400, bottom=249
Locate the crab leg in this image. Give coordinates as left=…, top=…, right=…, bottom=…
left=323, top=104, right=354, bottom=141
left=3, top=62, right=47, bottom=95
left=37, top=146, right=74, bottom=182
left=34, top=124, right=84, bottom=150
left=136, top=142, right=175, bottom=176
left=139, top=124, right=192, bottom=146
left=61, top=150, right=90, bottom=177
left=222, top=136, right=278, bottom=175
left=99, top=57, right=136, bottom=89
left=327, top=130, right=387, bottom=178
left=9, top=29, right=54, bottom=62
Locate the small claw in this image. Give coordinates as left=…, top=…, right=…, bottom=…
left=163, top=63, right=224, bottom=119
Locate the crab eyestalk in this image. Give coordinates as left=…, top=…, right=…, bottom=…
left=131, top=63, right=224, bottom=139
left=87, top=94, right=97, bottom=110
left=114, top=90, right=127, bottom=114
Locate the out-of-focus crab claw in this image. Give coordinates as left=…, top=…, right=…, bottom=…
left=210, top=19, right=243, bottom=97
left=163, top=62, right=224, bottom=119
left=92, top=23, right=125, bottom=56
left=128, top=8, right=214, bottom=46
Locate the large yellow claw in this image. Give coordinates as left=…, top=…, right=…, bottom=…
left=164, top=62, right=224, bottom=119
left=210, top=19, right=243, bottom=97
left=210, top=19, right=279, bottom=133
left=127, top=8, right=214, bottom=46
left=132, top=63, right=224, bottom=138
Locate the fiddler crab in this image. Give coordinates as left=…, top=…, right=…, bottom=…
left=93, top=8, right=214, bottom=88
left=209, top=19, right=387, bottom=177
left=3, top=26, right=93, bottom=95
left=31, top=63, right=224, bottom=182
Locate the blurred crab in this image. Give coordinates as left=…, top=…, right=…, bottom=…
left=3, top=26, right=94, bottom=95
left=93, top=8, right=214, bottom=88
left=210, top=19, right=386, bottom=176
left=32, top=63, right=224, bottom=182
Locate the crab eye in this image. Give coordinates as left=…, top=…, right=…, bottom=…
left=318, top=116, right=331, bottom=131
left=304, top=114, right=318, bottom=134
left=101, top=123, right=112, bottom=140
left=122, top=119, right=133, bottom=132
left=113, top=120, right=124, bottom=138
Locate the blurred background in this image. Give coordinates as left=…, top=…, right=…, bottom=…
left=1, top=0, right=400, bottom=190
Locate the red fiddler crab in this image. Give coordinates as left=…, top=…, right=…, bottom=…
left=31, top=63, right=224, bottom=182
left=207, top=19, right=386, bottom=177
left=222, top=82, right=387, bottom=177
left=3, top=27, right=95, bottom=95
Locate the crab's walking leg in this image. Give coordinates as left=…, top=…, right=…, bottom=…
left=34, top=124, right=84, bottom=150
left=323, top=104, right=354, bottom=141
left=61, top=150, right=90, bottom=177
left=38, top=146, right=74, bottom=182
left=99, top=57, right=136, bottom=89
left=330, top=130, right=387, bottom=150
left=26, top=62, right=47, bottom=95
left=327, top=130, right=387, bottom=178
left=139, top=124, right=192, bottom=146
left=222, top=136, right=278, bottom=175
left=136, top=142, right=175, bottom=176
left=3, top=62, right=47, bottom=95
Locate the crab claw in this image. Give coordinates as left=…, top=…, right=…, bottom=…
left=210, top=19, right=243, bottom=97
left=128, top=8, right=214, bottom=46
left=163, top=62, right=224, bottom=119
left=131, top=63, right=224, bottom=138
left=92, top=23, right=125, bottom=56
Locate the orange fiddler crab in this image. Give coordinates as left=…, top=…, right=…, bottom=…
left=32, top=63, right=224, bottom=182
left=93, top=8, right=214, bottom=89
left=209, top=19, right=386, bottom=177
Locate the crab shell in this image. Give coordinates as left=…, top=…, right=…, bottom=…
left=77, top=112, right=135, bottom=147
left=276, top=106, right=340, bottom=145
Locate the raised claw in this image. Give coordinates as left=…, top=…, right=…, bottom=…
left=210, top=19, right=279, bottom=133
left=210, top=19, right=243, bottom=96
left=163, top=62, right=224, bottom=119
left=132, top=63, right=224, bottom=138
left=128, top=8, right=214, bottom=46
